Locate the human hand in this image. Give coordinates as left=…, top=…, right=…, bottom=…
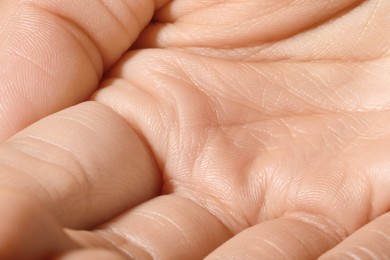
left=1, top=0, right=390, bottom=259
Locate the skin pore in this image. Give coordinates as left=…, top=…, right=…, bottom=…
left=0, top=0, right=390, bottom=259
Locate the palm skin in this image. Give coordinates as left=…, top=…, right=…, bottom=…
left=0, top=0, right=390, bottom=259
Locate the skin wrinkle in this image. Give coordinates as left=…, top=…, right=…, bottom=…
left=260, top=238, right=289, bottom=259
left=176, top=57, right=270, bottom=121
left=3, top=135, right=95, bottom=217
left=350, top=0, right=379, bottom=51
left=137, top=208, right=194, bottom=252
left=55, top=22, right=102, bottom=81
left=96, top=227, right=155, bottom=259
left=164, top=2, right=390, bottom=64
left=97, top=0, right=139, bottom=44
left=6, top=46, right=56, bottom=80
left=95, top=195, right=234, bottom=259
left=288, top=216, right=345, bottom=255
left=319, top=213, right=390, bottom=258
left=0, top=162, right=57, bottom=211
left=260, top=0, right=367, bottom=46
left=4, top=136, right=89, bottom=187
left=352, top=247, right=380, bottom=259
left=176, top=46, right=390, bottom=63
left=371, top=228, right=390, bottom=241
left=122, top=1, right=145, bottom=31
left=11, top=132, right=92, bottom=181
left=264, top=1, right=389, bottom=61
left=234, top=62, right=321, bottom=115
left=285, top=213, right=347, bottom=242
left=282, top=66, right=341, bottom=111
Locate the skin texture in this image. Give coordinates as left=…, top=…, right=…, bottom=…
left=0, top=0, right=390, bottom=259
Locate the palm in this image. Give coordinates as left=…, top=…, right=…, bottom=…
left=84, top=0, right=390, bottom=258
left=1, top=0, right=390, bottom=259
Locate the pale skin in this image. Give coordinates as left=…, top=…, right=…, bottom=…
left=0, top=0, right=389, bottom=259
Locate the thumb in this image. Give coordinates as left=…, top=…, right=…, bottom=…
left=0, top=0, right=169, bottom=141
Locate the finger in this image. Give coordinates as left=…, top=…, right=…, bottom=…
left=0, top=0, right=168, bottom=141
left=205, top=213, right=346, bottom=259
left=0, top=101, right=160, bottom=229
left=93, top=195, right=232, bottom=259
left=0, top=190, right=78, bottom=260
left=319, top=212, right=390, bottom=259
left=134, top=0, right=362, bottom=48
